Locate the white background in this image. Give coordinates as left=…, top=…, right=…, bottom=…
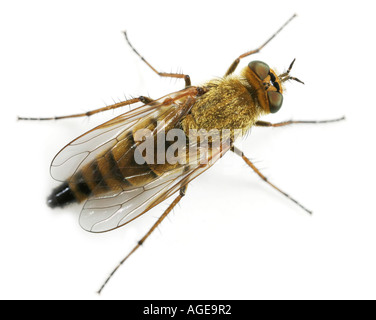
left=1, top=0, right=375, bottom=300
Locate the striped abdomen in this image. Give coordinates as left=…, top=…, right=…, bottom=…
left=47, top=119, right=181, bottom=208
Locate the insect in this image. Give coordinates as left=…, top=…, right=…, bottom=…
left=18, top=14, right=344, bottom=294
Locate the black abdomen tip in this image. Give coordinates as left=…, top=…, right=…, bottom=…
left=47, top=182, right=77, bottom=208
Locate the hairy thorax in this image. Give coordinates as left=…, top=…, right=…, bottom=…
left=181, top=76, right=265, bottom=137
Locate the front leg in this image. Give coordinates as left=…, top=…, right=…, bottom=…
left=225, top=14, right=297, bottom=76
left=255, top=116, right=345, bottom=127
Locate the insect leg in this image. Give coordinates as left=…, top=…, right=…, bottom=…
left=123, top=31, right=191, bottom=87
left=17, top=96, right=153, bottom=121
left=225, top=14, right=297, bottom=76
left=97, top=185, right=188, bottom=294
left=255, top=116, right=345, bottom=127
left=230, top=145, right=312, bottom=214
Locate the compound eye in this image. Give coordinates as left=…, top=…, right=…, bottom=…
left=248, top=61, right=270, bottom=80
left=267, top=91, right=283, bottom=113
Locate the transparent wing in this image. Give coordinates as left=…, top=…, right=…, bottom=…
left=79, top=141, right=231, bottom=233
left=50, top=87, right=200, bottom=182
